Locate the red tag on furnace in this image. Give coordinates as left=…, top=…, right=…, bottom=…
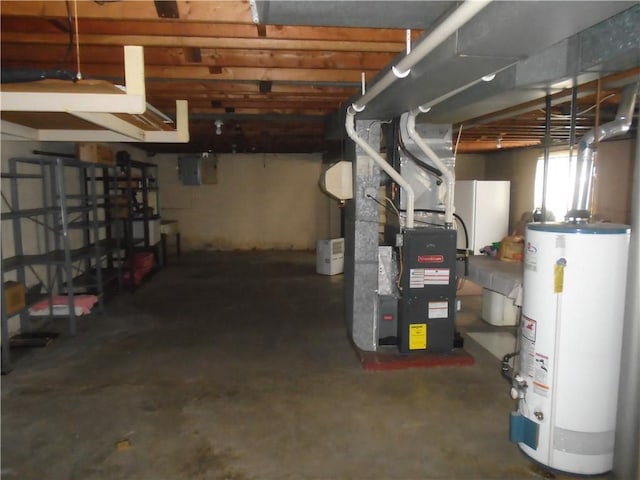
left=417, top=255, right=444, bottom=263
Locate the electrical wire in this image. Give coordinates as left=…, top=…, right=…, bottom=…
left=62, top=0, right=74, bottom=67
left=368, top=194, right=444, bottom=227
left=73, top=0, right=82, bottom=80
left=367, top=194, right=400, bottom=219
left=545, top=93, right=616, bottom=118
left=397, top=207, right=469, bottom=249
left=396, top=119, right=443, bottom=180
left=454, top=123, right=463, bottom=157
left=384, top=196, right=400, bottom=220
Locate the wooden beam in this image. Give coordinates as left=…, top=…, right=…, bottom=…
left=1, top=15, right=420, bottom=42
left=1, top=1, right=253, bottom=24
left=153, top=99, right=338, bottom=110
left=1, top=32, right=405, bottom=53
left=1, top=44, right=397, bottom=70
left=183, top=107, right=331, bottom=116
left=144, top=82, right=358, bottom=96
left=2, top=61, right=372, bottom=83
left=147, top=92, right=349, bottom=102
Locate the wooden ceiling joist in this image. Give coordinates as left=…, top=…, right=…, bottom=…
left=1, top=1, right=252, bottom=24
left=1, top=32, right=406, bottom=53
left=1, top=47, right=395, bottom=71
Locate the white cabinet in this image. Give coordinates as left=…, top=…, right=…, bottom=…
left=454, top=180, right=510, bottom=253
left=316, top=238, right=344, bottom=275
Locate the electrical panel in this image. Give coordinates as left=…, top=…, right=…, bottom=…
left=178, top=154, right=218, bottom=186
left=398, top=227, right=457, bottom=354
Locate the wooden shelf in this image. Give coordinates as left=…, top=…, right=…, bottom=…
left=0, top=46, right=189, bottom=144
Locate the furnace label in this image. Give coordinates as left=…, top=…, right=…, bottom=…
left=425, top=268, right=450, bottom=285
left=409, top=269, right=426, bottom=288
left=409, top=268, right=450, bottom=288
left=428, top=301, right=448, bottom=319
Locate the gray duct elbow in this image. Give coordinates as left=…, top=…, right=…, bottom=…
left=568, top=83, right=638, bottom=221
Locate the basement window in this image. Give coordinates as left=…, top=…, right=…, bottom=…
left=533, top=152, right=572, bottom=221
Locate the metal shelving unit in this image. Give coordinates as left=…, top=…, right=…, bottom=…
left=1, top=154, right=123, bottom=373
left=108, top=152, right=163, bottom=291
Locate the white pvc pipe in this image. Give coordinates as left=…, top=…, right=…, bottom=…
left=345, top=107, right=416, bottom=229
left=406, top=109, right=455, bottom=227
left=352, top=0, right=493, bottom=112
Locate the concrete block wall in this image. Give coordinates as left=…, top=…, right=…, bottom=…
left=155, top=152, right=340, bottom=251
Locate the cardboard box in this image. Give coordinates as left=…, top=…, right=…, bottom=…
left=4, top=281, right=26, bottom=316
left=108, top=195, right=129, bottom=218
left=109, top=206, right=129, bottom=219
left=76, top=143, right=116, bottom=165
left=146, top=191, right=157, bottom=213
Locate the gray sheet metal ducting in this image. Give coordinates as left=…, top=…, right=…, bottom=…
left=422, top=4, right=640, bottom=125
left=254, top=1, right=456, bottom=29
left=397, top=115, right=453, bottom=213
left=567, top=83, right=638, bottom=221
left=344, top=120, right=383, bottom=352
left=353, top=2, right=636, bottom=121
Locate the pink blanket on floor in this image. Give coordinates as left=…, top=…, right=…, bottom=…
left=31, top=295, right=98, bottom=315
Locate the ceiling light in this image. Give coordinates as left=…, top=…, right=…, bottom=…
left=215, top=120, right=224, bottom=135
left=482, top=73, right=496, bottom=82
left=496, top=136, right=503, bottom=149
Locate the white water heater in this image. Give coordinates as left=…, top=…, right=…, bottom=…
left=513, top=222, right=630, bottom=475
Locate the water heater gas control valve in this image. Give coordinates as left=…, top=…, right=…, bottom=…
left=511, top=374, right=528, bottom=400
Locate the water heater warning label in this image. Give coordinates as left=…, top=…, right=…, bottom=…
left=409, top=323, right=427, bottom=350
left=520, top=316, right=536, bottom=379
left=533, top=353, right=550, bottom=397
left=409, top=268, right=450, bottom=288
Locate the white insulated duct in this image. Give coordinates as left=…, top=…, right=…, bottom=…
left=406, top=109, right=456, bottom=228
left=345, top=106, right=416, bottom=228
left=568, top=82, right=639, bottom=221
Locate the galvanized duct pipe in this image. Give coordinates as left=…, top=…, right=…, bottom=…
left=345, top=106, right=416, bottom=228
left=568, top=83, right=638, bottom=221
left=406, top=109, right=456, bottom=228
left=344, top=0, right=492, bottom=230
left=351, top=0, right=492, bottom=112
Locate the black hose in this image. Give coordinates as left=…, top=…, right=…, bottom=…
left=453, top=213, right=469, bottom=250
left=397, top=122, right=443, bottom=180
left=1, top=68, right=76, bottom=84
left=398, top=208, right=470, bottom=250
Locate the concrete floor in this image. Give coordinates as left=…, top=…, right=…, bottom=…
left=1, top=251, right=613, bottom=479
